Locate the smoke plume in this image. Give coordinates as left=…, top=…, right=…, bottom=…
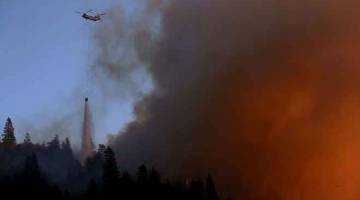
left=94, top=0, right=360, bottom=199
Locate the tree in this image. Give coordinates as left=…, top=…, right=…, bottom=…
left=119, top=171, right=134, bottom=199
left=135, top=165, right=149, bottom=199
left=149, top=168, right=161, bottom=185
left=85, top=179, right=99, bottom=200
left=189, top=179, right=204, bottom=200
left=24, top=132, right=31, bottom=145
left=61, top=137, right=74, bottom=159
left=2, top=117, right=16, bottom=146
left=97, top=144, right=106, bottom=155
left=137, top=164, right=148, bottom=185
left=102, top=146, right=119, bottom=190
left=18, top=154, right=48, bottom=198
left=23, top=153, right=42, bottom=180
left=205, top=174, right=219, bottom=200
left=61, top=137, right=71, bottom=151
left=149, top=168, right=162, bottom=198
left=47, top=135, right=60, bottom=150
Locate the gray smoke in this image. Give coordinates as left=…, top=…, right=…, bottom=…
left=94, top=0, right=360, bottom=199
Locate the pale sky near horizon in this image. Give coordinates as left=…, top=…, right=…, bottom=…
left=0, top=0, right=144, bottom=146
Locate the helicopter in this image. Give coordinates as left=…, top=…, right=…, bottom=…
left=76, top=10, right=106, bottom=22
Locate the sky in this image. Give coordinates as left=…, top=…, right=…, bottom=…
left=0, top=0, right=141, bottom=145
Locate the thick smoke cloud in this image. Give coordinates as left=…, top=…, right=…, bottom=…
left=96, top=0, right=360, bottom=199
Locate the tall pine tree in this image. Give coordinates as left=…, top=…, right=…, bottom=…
left=61, top=137, right=71, bottom=151
left=23, top=153, right=42, bottom=180
left=47, top=135, right=60, bottom=150
left=137, top=164, right=148, bottom=185
left=61, top=137, right=74, bottom=158
left=102, top=146, right=119, bottom=190
left=2, top=117, right=16, bottom=146
left=205, top=174, right=219, bottom=200
left=97, top=144, right=106, bottom=156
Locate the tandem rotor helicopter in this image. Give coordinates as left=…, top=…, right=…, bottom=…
left=75, top=10, right=106, bottom=22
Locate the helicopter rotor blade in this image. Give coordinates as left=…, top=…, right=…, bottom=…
left=75, top=11, right=83, bottom=14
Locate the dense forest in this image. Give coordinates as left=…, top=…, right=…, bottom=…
left=0, top=117, right=223, bottom=200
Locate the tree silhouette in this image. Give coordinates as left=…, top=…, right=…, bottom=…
left=48, top=135, right=60, bottom=150
left=137, top=164, right=148, bottom=185
left=24, top=132, right=31, bottom=145
left=148, top=168, right=162, bottom=198
left=84, top=179, right=99, bottom=200
left=102, top=146, right=119, bottom=193
left=61, top=137, right=72, bottom=153
left=136, top=164, right=149, bottom=199
left=119, top=171, right=134, bottom=199
left=23, top=153, right=42, bottom=181
left=149, top=168, right=161, bottom=185
left=2, top=117, right=16, bottom=146
left=205, top=174, right=219, bottom=200
left=189, top=179, right=205, bottom=200
left=97, top=144, right=106, bottom=156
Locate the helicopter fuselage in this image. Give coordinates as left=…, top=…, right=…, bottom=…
left=82, top=14, right=101, bottom=21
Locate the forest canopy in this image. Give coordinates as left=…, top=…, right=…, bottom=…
left=0, top=117, right=222, bottom=200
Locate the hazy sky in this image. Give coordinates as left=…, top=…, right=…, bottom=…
left=0, top=0, right=140, bottom=145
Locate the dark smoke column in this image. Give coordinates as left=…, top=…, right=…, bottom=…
left=80, top=97, right=95, bottom=164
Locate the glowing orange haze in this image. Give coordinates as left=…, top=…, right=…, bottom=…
left=211, top=6, right=360, bottom=199
left=104, top=0, right=360, bottom=199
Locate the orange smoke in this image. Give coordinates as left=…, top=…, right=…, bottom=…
left=98, top=0, right=360, bottom=199
left=209, top=10, right=360, bottom=199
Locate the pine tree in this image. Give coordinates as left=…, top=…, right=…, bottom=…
left=149, top=168, right=161, bottom=197
left=97, top=144, right=106, bottom=156
left=136, top=164, right=149, bottom=199
left=189, top=179, right=204, bottom=200
left=23, top=153, right=41, bottom=179
left=2, top=117, right=16, bottom=146
left=61, top=137, right=71, bottom=150
left=102, top=146, right=119, bottom=189
left=61, top=137, right=73, bottom=157
left=24, top=132, right=31, bottom=144
left=85, top=179, right=99, bottom=199
left=149, top=168, right=161, bottom=185
left=205, top=174, right=219, bottom=200
left=47, top=135, right=60, bottom=150
left=137, top=164, right=148, bottom=185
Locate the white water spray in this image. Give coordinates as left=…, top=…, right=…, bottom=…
left=80, top=97, right=95, bottom=164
